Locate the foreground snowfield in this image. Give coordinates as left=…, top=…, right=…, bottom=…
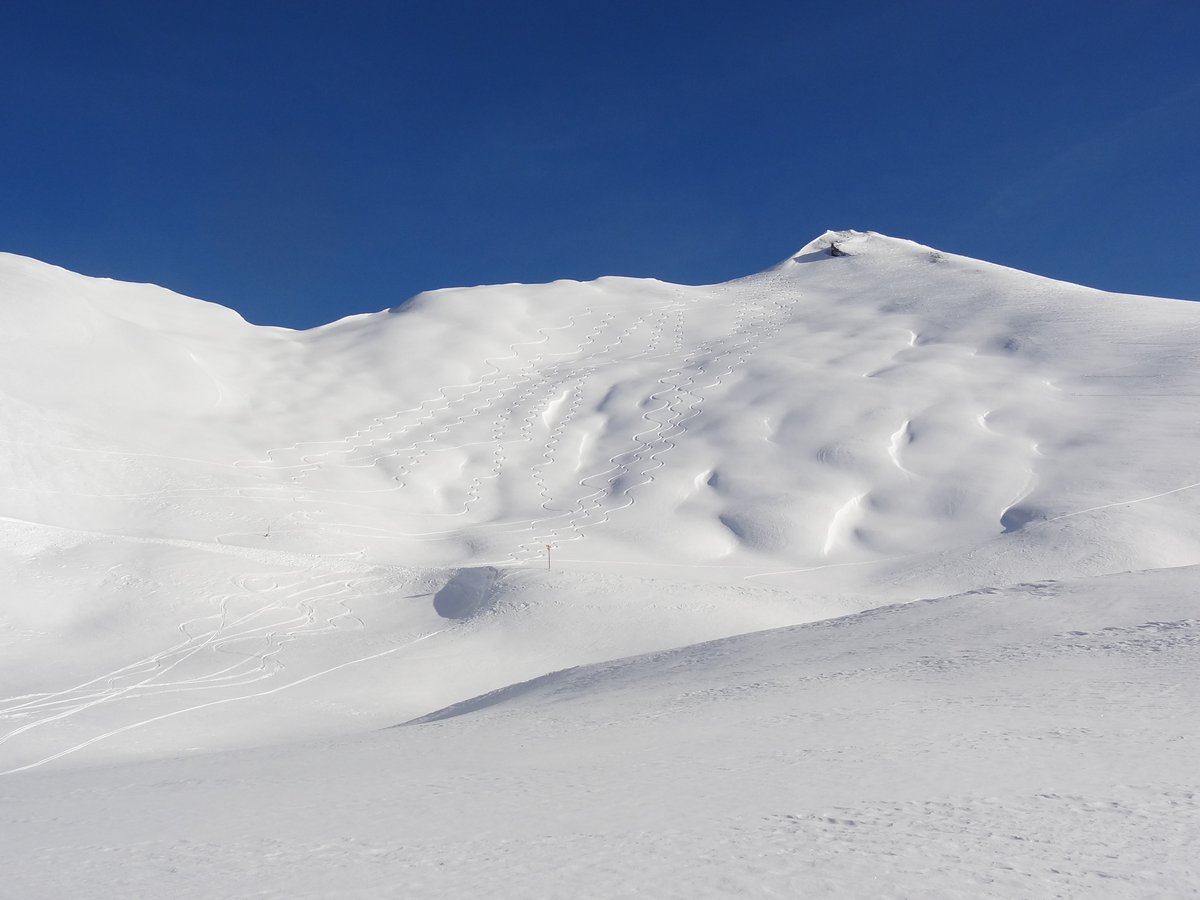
left=4, top=567, right=1197, bottom=897
left=1, top=231, right=1197, bottom=895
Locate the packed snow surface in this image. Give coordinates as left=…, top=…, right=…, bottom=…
left=1, top=231, right=1197, bottom=896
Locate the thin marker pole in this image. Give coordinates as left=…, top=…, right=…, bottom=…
left=546, top=544, right=552, bottom=571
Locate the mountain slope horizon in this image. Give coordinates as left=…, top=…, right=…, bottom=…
left=3, top=229, right=1196, bottom=575
left=1, top=227, right=1198, bottom=773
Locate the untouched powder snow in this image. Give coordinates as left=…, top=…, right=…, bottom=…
left=1, top=231, right=1198, bottom=896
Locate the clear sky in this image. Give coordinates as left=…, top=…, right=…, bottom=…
left=3, top=0, right=1197, bottom=328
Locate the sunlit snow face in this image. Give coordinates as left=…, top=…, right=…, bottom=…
left=1, top=232, right=1198, bottom=785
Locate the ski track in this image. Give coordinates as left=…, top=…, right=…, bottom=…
left=0, top=628, right=445, bottom=777
left=1043, top=480, right=1200, bottom=524
left=0, top=567, right=400, bottom=772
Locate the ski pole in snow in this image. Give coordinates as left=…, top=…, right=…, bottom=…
left=546, top=544, right=552, bottom=571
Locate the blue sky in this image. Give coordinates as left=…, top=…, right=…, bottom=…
left=3, top=0, right=1197, bottom=328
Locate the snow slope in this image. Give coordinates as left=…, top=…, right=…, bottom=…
left=2, top=566, right=1196, bottom=898
left=5, top=233, right=1198, bottom=580
left=0, top=232, right=1197, bottom=895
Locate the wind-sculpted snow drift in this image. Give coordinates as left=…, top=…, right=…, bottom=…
left=1, top=232, right=1198, bottom=896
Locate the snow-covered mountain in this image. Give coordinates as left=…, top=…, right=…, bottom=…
left=2, top=231, right=1197, bottom=896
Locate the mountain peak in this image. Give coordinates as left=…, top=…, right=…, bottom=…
left=773, top=230, right=938, bottom=269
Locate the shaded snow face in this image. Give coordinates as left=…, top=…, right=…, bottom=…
left=433, top=567, right=501, bottom=620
